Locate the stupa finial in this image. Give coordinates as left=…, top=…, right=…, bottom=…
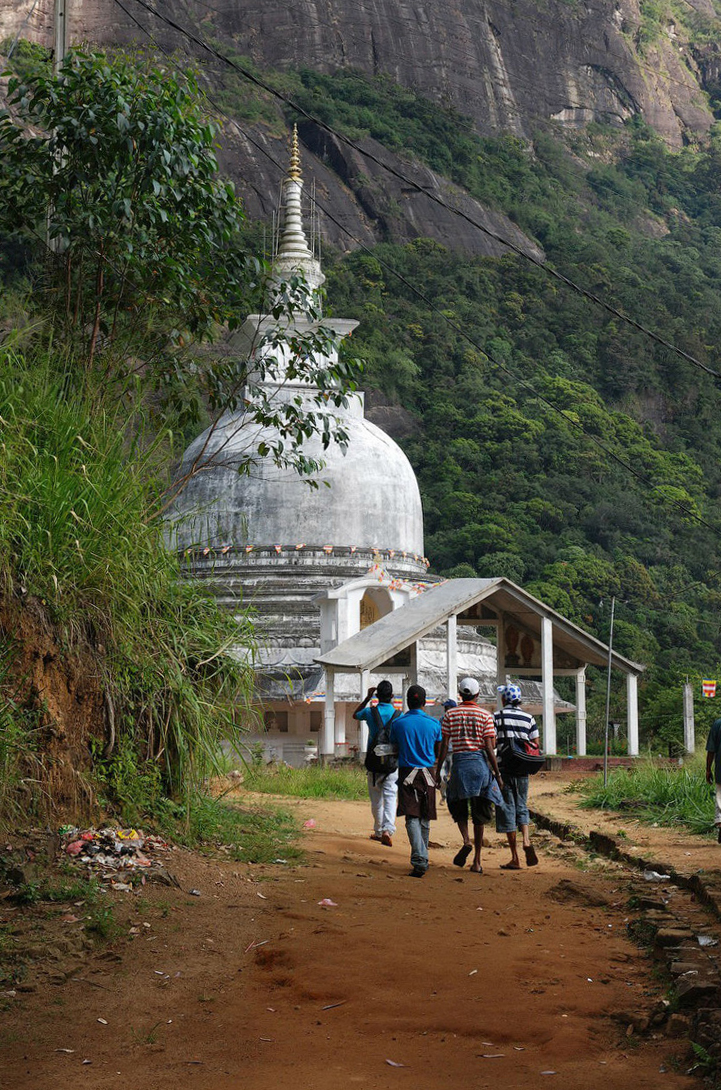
left=288, top=124, right=301, bottom=181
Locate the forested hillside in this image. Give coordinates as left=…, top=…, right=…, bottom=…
left=305, top=75, right=721, bottom=747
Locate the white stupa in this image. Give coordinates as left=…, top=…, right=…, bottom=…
left=167, top=130, right=452, bottom=761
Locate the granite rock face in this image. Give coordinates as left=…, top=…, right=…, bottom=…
left=2, top=0, right=716, bottom=253
left=46, top=0, right=713, bottom=147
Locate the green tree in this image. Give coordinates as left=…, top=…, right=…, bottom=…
left=0, top=48, right=360, bottom=481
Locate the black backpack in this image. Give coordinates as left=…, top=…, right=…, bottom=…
left=364, top=705, right=399, bottom=779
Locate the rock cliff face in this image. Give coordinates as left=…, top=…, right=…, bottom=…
left=33, top=0, right=714, bottom=146
left=1, top=0, right=717, bottom=252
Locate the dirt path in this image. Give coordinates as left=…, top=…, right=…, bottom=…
left=0, top=788, right=704, bottom=1090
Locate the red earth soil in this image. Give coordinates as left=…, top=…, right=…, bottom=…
left=0, top=785, right=703, bottom=1090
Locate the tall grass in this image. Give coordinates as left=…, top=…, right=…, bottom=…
left=0, top=343, right=256, bottom=818
left=577, top=756, right=715, bottom=836
left=242, top=761, right=368, bottom=801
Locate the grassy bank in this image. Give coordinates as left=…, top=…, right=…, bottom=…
left=576, top=757, right=715, bottom=836
left=170, top=794, right=304, bottom=864
left=242, top=762, right=368, bottom=801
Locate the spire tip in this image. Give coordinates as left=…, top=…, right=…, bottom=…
left=288, top=124, right=301, bottom=181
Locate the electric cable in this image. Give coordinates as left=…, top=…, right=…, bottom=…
left=121, top=0, right=721, bottom=383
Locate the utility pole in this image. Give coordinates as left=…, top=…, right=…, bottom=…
left=603, top=595, right=616, bottom=787
left=683, top=679, right=695, bottom=755
left=53, top=0, right=67, bottom=75
left=47, top=0, right=67, bottom=250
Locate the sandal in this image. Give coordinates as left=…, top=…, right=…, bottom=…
left=453, top=844, right=473, bottom=867
left=500, top=862, right=521, bottom=870
left=524, top=845, right=539, bottom=867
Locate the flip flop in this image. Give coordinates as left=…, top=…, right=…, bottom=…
left=453, top=844, right=473, bottom=867
left=500, top=862, right=522, bottom=870
left=469, top=865, right=483, bottom=874
left=524, top=845, right=539, bottom=867
left=369, top=833, right=382, bottom=842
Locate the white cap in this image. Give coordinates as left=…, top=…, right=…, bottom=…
left=459, top=677, right=480, bottom=698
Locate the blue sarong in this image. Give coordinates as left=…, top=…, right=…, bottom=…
left=446, top=750, right=505, bottom=808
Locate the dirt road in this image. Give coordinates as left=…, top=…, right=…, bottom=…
left=1, top=789, right=701, bottom=1089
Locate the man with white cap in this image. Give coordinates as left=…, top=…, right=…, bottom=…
left=495, top=683, right=540, bottom=869
left=435, top=678, right=504, bottom=875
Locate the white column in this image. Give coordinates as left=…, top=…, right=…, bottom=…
left=409, top=641, right=418, bottom=688
left=358, top=670, right=369, bottom=755
left=541, top=616, right=556, bottom=754
left=627, top=672, right=639, bottom=757
left=496, top=614, right=506, bottom=707
left=322, top=669, right=335, bottom=759
left=335, top=703, right=347, bottom=755
left=575, top=667, right=587, bottom=756
left=683, top=683, right=695, bottom=755
left=446, top=615, right=457, bottom=699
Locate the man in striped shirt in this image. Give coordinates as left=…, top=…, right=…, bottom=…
left=435, top=677, right=503, bottom=875
left=494, top=683, right=539, bottom=869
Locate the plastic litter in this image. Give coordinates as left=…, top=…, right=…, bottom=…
left=643, top=870, right=671, bottom=882
left=318, top=898, right=338, bottom=907
left=303, top=819, right=316, bottom=828
left=468, top=969, right=478, bottom=976
left=698, top=935, right=718, bottom=947
left=58, top=825, right=172, bottom=887
left=97, top=1018, right=108, bottom=1025
left=189, top=889, right=201, bottom=897
left=386, top=1059, right=406, bottom=1067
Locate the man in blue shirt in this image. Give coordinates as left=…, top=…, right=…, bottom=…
left=706, top=715, right=721, bottom=842
left=353, top=680, right=398, bottom=846
left=390, top=685, right=443, bottom=878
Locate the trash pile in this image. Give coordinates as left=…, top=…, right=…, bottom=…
left=58, top=826, right=177, bottom=891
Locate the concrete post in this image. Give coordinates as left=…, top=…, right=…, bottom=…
left=496, top=614, right=506, bottom=706
left=627, top=673, right=639, bottom=757
left=335, top=702, right=347, bottom=755
left=576, top=667, right=587, bottom=756
left=446, top=615, right=457, bottom=700
left=358, top=669, right=369, bottom=755
left=322, top=669, right=335, bottom=758
left=409, top=641, right=418, bottom=689
left=683, top=682, right=695, bottom=755
left=541, top=616, right=556, bottom=754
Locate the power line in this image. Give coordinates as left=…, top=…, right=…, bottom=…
left=121, top=0, right=721, bottom=385
left=105, top=0, right=721, bottom=547
left=9, top=6, right=721, bottom=551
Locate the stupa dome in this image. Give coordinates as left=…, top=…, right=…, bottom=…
left=171, top=401, right=425, bottom=559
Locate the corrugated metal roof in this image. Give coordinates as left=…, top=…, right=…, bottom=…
left=315, top=577, right=643, bottom=675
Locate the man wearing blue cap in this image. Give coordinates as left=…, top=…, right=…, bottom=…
left=495, top=683, right=540, bottom=869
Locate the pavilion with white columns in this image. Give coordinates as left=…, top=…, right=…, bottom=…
left=315, top=578, right=643, bottom=758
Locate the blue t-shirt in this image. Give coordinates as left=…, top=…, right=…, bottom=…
left=355, top=701, right=396, bottom=744
left=707, top=717, right=721, bottom=783
left=390, top=709, right=442, bottom=769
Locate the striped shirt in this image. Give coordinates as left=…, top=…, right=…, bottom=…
left=494, top=705, right=539, bottom=759
left=441, top=701, right=495, bottom=752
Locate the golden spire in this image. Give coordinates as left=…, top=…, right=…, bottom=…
left=288, top=124, right=301, bottom=181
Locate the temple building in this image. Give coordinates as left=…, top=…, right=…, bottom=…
left=168, top=131, right=642, bottom=764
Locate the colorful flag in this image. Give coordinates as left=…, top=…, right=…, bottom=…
left=702, top=679, right=717, bottom=698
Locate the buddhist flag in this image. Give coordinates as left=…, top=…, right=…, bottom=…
left=702, top=679, right=717, bottom=698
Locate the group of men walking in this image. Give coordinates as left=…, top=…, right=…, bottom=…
left=353, top=677, right=540, bottom=878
